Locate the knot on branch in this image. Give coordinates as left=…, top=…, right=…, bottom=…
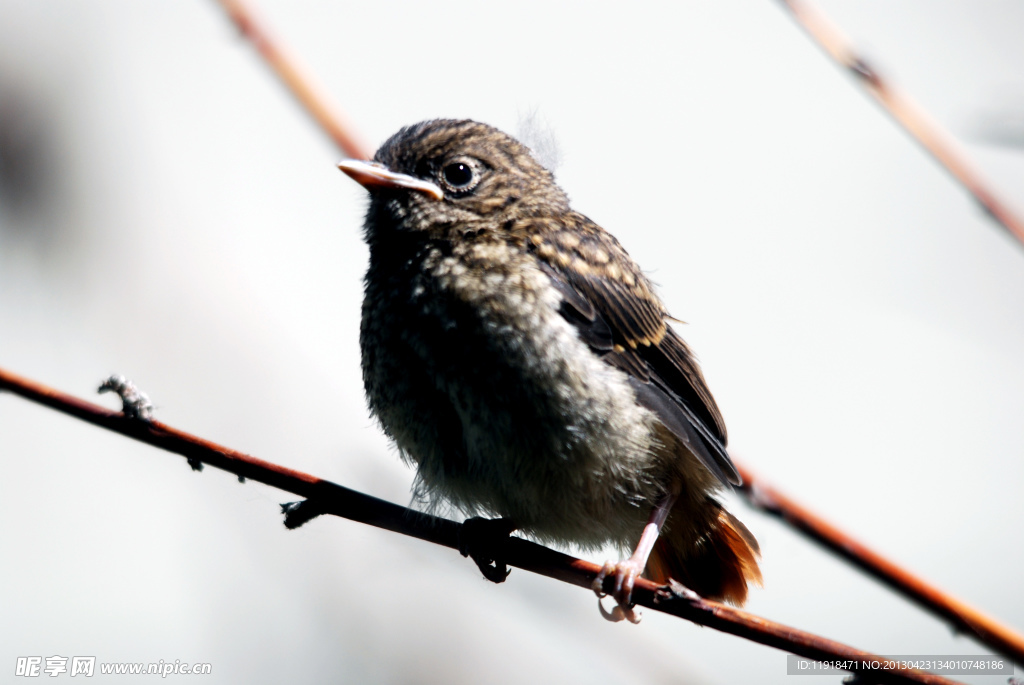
left=651, top=579, right=710, bottom=621
left=281, top=500, right=325, bottom=529
left=98, top=374, right=154, bottom=422
left=654, top=579, right=702, bottom=604
left=847, top=56, right=881, bottom=88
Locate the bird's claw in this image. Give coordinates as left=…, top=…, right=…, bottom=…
left=592, top=560, right=643, bottom=624
left=458, top=517, right=515, bottom=583
left=597, top=596, right=641, bottom=624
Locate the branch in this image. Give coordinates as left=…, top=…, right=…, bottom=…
left=214, top=0, right=372, bottom=160
left=0, top=366, right=966, bottom=685
left=776, top=0, right=1024, bottom=248
left=735, top=463, right=1024, bottom=665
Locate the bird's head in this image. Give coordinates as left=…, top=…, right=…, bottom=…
left=339, top=119, right=568, bottom=239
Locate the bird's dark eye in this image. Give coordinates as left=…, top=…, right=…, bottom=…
left=442, top=162, right=474, bottom=188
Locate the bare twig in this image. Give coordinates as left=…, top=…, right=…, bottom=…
left=777, top=0, right=1024, bottom=247
left=214, top=0, right=372, bottom=160
left=735, top=463, right=1024, bottom=665
left=0, top=366, right=967, bottom=685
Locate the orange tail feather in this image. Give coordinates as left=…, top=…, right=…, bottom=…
left=646, top=504, right=762, bottom=606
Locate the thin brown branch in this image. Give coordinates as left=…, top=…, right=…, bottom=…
left=214, top=0, right=372, bottom=160
left=735, top=462, right=1024, bottom=665
left=777, top=0, right=1024, bottom=247
left=0, top=365, right=968, bottom=685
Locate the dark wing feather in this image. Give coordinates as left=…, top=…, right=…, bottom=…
left=530, top=218, right=740, bottom=487
left=537, top=261, right=613, bottom=352
left=627, top=377, right=734, bottom=486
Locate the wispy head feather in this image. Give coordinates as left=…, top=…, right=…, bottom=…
left=517, top=109, right=562, bottom=173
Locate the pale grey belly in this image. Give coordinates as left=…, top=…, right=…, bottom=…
left=362, top=282, right=663, bottom=549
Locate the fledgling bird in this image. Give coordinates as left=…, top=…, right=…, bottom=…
left=339, top=119, right=761, bottom=622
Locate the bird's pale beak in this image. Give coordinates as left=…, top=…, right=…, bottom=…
left=337, top=159, right=444, bottom=201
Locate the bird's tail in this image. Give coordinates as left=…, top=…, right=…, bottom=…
left=645, top=501, right=762, bottom=606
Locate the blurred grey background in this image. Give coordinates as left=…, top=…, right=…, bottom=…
left=1, top=1, right=1022, bottom=683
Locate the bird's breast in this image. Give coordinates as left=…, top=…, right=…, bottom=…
left=361, top=238, right=662, bottom=547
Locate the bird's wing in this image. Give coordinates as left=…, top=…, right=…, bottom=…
left=530, top=216, right=740, bottom=487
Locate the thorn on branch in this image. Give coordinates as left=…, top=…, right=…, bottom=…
left=97, top=374, right=154, bottom=421
left=281, top=500, right=325, bottom=529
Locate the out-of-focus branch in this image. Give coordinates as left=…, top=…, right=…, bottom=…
left=777, top=0, right=1024, bottom=248
left=0, top=366, right=965, bottom=685
left=214, top=0, right=372, bottom=160
left=735, top=463, right=1024, bottom=665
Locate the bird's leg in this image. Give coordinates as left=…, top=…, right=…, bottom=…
left=593, top=490, right=679, bottom=624
left=458, top=517, right=517, bottom=583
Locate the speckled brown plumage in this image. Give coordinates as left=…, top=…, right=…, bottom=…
left=342, top=119, right=760, bottom=610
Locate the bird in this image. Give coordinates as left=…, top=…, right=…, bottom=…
left=338, top=119, right=760, bottom=622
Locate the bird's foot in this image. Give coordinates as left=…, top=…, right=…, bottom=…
left=592, top=559, right=644, bottom=624
left=458, top=517, right=516, bottom=583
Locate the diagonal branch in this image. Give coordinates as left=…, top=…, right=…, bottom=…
left=0, top=365, right=967, bottom=685
left=736, top=463, right=1024, bottom=665
left=214, top=0, right=372, bottom=160
left=777, top=0, right=1024, bottom=248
